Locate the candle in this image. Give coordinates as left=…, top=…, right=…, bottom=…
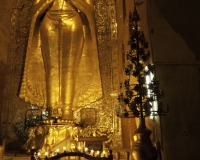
left=37, top=152, right=41, bottom=157
left=102, top=151, right=105, bottom=157
left=50, top=119, right=54, bottom=125
left=63, top=146, right=66, bottom=152
left=56, top=149, right=60, bottom=154
left=45, top=152, right=48, bottom=157
left=85, top=147, right=88, bottom=152
left=90, top=149, right=94, bottom=156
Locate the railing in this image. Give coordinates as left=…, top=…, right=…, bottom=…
left=48, top=152, right=109, bottom=159
left=31, top=151, right=113, bottom=160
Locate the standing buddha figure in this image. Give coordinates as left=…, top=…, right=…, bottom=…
left=19, top=0, right=102, bottom=120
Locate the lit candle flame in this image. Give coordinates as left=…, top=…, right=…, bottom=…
left=37, top=152, right=41, bottom=157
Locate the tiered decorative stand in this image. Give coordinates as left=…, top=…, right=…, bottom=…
left=116, top=6, right=168, bottom=160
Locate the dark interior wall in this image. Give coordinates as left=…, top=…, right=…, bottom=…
left=154, top=0, right=200, bottom=60
left=0, top=0, right=14, bottom=140
left=116, top=0, right=200, bottom=159
left=149, top=0, right=200, bottom=159
left=0, top=62, right=7, bottom=136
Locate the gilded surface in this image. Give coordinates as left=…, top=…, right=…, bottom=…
left=41, top=126, right=78, bottom=153
left=19, top=0, right=102, bottom=119
left=94, top=0, right=123, bottom=148
left=2, top=0, right=33, bottom=150
left=2, top=0, right=122, bottom=150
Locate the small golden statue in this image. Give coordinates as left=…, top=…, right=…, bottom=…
left=40, top=126, right=77, bottom=153
left=19, top=0, right=102, bottom=119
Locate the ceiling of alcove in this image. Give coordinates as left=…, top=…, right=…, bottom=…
left=155, top=0, right=200, bottom=60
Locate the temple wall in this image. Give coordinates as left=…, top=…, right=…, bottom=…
left=149, top=1, right=200, bottom=159
left=0, top=0, right=14, bottom=64
left=0, top=0, right=14, bottom=141
left=115, top=0, right=200, bottom=160
left=0, top=62, right=6, bottom=137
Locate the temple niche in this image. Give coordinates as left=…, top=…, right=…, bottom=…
left=2, top=0, right=122, bottom=155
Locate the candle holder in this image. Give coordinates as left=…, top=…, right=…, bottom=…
left=116, top=4, right=168, bottom=160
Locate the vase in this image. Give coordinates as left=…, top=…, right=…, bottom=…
left=131, top=118, right=158, bottom=160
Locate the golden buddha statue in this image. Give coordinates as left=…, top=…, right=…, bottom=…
left=42, top=127, right=55, bottom=152
left=19, top=0, right=102, bottom=119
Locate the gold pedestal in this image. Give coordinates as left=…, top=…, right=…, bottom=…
left=132, top=118, right=158, bottom=160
